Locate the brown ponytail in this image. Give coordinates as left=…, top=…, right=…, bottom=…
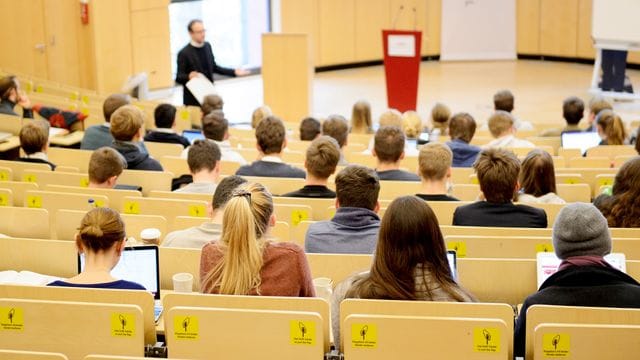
left=76, top=208, right=126, bottom=252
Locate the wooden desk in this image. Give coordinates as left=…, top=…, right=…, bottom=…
left=49, top=131, right=84, bottom=147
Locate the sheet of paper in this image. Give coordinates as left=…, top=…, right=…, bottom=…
left=388, top=35, right=416, bottom=57
left=186, top=76, right=218, bottom=105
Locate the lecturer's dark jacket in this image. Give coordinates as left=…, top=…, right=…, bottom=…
left=175, top=42, right=235, bottom=106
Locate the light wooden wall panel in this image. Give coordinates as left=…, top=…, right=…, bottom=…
left=576, top=0, right=595, bottom=59
left=539, top=0, right=578, bottom=57
left=0, top=0, right=48, bottom=78
left=130, top=2, right=172, bottom=89
left=354, top=0, right=391, bottom=62
left=43, top=0, right=82, bottom=87
left=280, top=0, right=320, bottom=66
left=424, top=0, right=441, bottom=55
left=262, top=34, right=313, bottom=123
left=390, top=0, right=433, bottom=56
left=92, top=0, right=134, bottom=93
left=318, top=0, right=356, bottom=66
left=516, top=0, right=540, bottom=54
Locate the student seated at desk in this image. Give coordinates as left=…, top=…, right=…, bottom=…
left=373, top=126, right=420, bottom=181
left=594, top=157, right=640, bottom=228
left=48, top=208, right=145, bottom=290
left=453, top=148, right=547, bottom=228
left=143, top=103, right=190, bottom=148
left=174, top=140, right=221, bottom=194
left=331, top=196, right=476, bottom=349
left=322, top=115, right=350, bottom=166
left=415, top=143, right=459, bottom=201
left=81, top=94, right=130, bottom=151
left=350, top=100, right=373, bottom=135
left=199, top=182, right=315, bottom=297
left=163, top=175, right=247, bottom=249
left=282, top=136, right=339, bottom=198
left=584, top=96, right=613, bottom=132
left=517, top=149, right=565, bottom=205
left=110, top=105, right=163, bottom=171
left=514, top=203, right=640, bottom=358
left=17, top=120, right=56, bottom=170
left=235, top=116, right=305, bottom=178
left=0, top=75, right=33, bottom=118
left=483, top=111, right=535, bottom=149
left=445, top=112, right=481, bottom=167
left=88, top=147, right=127, bottom=188
left=299, top=116, right=321, bottom=141
left=596, top=109, right=626, bottom=146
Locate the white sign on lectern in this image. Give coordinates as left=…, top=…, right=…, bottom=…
left=387, top=35, right=415, bottom=57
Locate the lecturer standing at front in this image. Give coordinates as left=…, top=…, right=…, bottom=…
left=176, top=19, right=249, bottom=106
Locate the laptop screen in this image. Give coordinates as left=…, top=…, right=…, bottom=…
left=182, top=130, right=205, bottom=144
left=78, top=246, right=160, bottom=299
left=561, top=131, right=601, bottom=155
left=536, top=252, right=626, bottom=288
left=447, top=250, right=457, bottom=280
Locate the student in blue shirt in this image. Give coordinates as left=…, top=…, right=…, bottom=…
left=48, top=208, right=145, bottom=290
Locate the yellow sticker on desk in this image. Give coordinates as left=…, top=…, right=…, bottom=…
left=180, top=109, right=190, bottom=120
left=111, top=313, right=135, bottom=337
left=597, top=177, right=613, bottom=187
left=22, top=174, right=37, bottom=183
left=26, top=195, right=42, bottom=208
left=290, top=320, right=316, bottom=345
left=291, top=210, right=309, bottom=226
left=0, top=170, right=9, bottom=181
left=80, top=177, right=90, bottom=187
left=94, top=199, right=105, bottom=208
left=350, top=323, right=377, bottom=349
left=0, top=194, right=9, bottom=206
left=473, top=327, right=500, bottom=353
left=563, top=177, right=581, bottom=185
left=471, top=176, right=479, bottom=185
left=447, top=241, right=467, bottom=258
left=0, top=306, right=24, bottom=331
left=124, top=201, right=140, bottom=214
left=36, top=85, right=43, bottom=93
left=536, top=243, right=554, bottom=253
left=542, top=333, right=570, bottom=358
left=80, top=107, right=90, bottom=116
left=173, top=315, right=199, bottom=340
left=189, top=204, right=206, bottom=217
left=69, top=92, right=79, bottom=101
left=81, top=95, right=89, bottom=104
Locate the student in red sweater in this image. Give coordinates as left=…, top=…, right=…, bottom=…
left=199, top=182, right=315, bottom=297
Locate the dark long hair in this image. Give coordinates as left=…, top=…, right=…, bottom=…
left=346, top=196, right=465, bottom=300
left=520, top=149, right=557, bottom=197
left=606, top=157, right=640, bottom=227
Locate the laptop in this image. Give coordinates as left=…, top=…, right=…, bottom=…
left=447, top=250, right=458, bottom=280
left=78, top=245, right=163, bottom=322
left=561, top=131, right=601, bottom=155
left=536, top=252, right=626, bottom=288
left=182, top=130, right=205, bottom=144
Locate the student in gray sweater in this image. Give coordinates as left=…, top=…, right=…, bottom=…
left=305, top=165, right=381, bottom=254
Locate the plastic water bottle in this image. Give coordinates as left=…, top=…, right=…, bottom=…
left=87, top=198, right=97, bottom=210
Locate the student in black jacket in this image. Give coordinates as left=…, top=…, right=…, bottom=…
left=453, top=148, right=547, bottom=228
left=282, top=136, right=340, bottom=198
left=110, top=105, right=163, bottom=172
left=235, top=116, right=305, bottom=179
left=175, top=20, right=249, bottom=106
left=144, top=104, right=190, bottom=148
left=514, top=203, right=640, bottom=358
left=17, top=120, right=56, bottom=170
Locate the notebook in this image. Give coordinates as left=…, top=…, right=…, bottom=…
left=78, top=245, right=163, bottom=321
left=561, top=131, right=602, bottom=155
left=182, top=130, right=205, bottom=144
left=536, top=252, right=626, bottom=288
left=447, top=250, right=458, bottom=280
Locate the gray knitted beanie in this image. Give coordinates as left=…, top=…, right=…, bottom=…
left=552, top=202, right=612, bottom=259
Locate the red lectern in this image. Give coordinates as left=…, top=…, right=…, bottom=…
left=382, top=30, right=422, bottom=112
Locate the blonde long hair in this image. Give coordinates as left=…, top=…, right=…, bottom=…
left=350, top=100, right=372, bottom=134
left=201, top=183, right=274, bottom=295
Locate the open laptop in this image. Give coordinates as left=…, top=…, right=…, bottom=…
left=182, top=129, right=205, bottom=144
left=78, top=245, right=163, bottom=322
left=447, top=250, right=458, bottom=280
left=561, top=131, right=601, bottom=155
left=536, top=252, right=626, bottom=288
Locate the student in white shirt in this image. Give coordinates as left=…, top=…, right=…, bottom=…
left=483, top=111, right=535, bottom=149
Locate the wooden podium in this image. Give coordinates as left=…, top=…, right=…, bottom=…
left=382, top=30, right=422, bottom=112
left=262, top=34, right=313, bottom=123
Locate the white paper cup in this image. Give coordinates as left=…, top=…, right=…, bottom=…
left=173, top=273, right=194, bottom=293
left=140, top=228, right=162, bottom=245
left=313, top=277, right=333, bottom=301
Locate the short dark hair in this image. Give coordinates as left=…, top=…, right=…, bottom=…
left=255, top=116, right=285, bottom=155
left=102, top=94, right=131, bottom=122
left=19, top=121, right=49, bottom=155
left=305, top=136, right=340, bottom=179
left=562, top=96, right=585, bottom=125
left=187, top=19, right=202, bottom=32
left=187, top=139, right=221, bottom=174
left=374, top=126, right=405, bottom=163
left=202, top=110, right=228, bottom=141
left=299, top=117, right=321, bottom=141
left=89, top=147, right=127, bottom=184
left=493, top=90, right=514, bottom=112
left=322, top=115, right=349, bottom=147
left=473, top=148, right=520, bottom=203
left=448, top=112, right=476, bottom=143
left=0, top=76, right=18, bottom=100
left=336, top=165, right=380, bottom=210
left=212, top=175, right=248, bottom=210
left=201, top=94, right=224, bottom=115
left=154, top=103, right=176, bottom=129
